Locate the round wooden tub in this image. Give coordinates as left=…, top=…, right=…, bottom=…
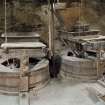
left=0, top=59, right=49, bottom=95
left=60, top=55, right=105, bottom=82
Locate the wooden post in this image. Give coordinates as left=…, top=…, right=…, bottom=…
left=57, top=0, right=59, bottom=3
left=19, top=52, right=29, bottom=105
left=96, top=49, right=101, bottom=79
left=48, top=0, right=55, bottom=58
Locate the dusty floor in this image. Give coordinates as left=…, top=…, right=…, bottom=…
left=0, top=79, right=105, bottom=105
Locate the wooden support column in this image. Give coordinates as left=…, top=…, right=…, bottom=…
left=48, top=0, right=55, bottom=58
left=19, top=54, right=30, bottom=105
left=57, top=0, right=60, bottom=3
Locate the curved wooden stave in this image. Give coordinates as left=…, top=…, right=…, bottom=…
left=60, top=56, right=105, bottom=82
left=0, top=59, right=50, bottom=95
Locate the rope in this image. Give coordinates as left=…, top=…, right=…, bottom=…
left=4, top=0, right=7, bottom=43
left=78, top=0, right=82, bottom=37
left=4, top=0, right=10, bottom=85
left=4, top=0, right=10, bottom=67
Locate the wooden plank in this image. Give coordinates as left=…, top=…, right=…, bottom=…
left=19, top=76, right=29, bottom=92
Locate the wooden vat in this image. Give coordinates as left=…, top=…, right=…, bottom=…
left=0, top=42, right=49, bottom=95
left=0, top=59, right=49, bottom=95
left=60, top=55, right=105, bottom=82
